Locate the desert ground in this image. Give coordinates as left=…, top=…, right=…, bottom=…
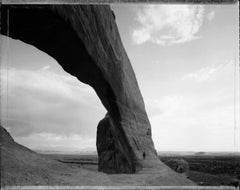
left=41, top=152, right=240, bottom=187
left=1, top=125, right=239, bottom=188
left=1, top=125, right=194, bottom=186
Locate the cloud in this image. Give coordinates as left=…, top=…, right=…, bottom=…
left=182, top=61, right=231, bottom=83
left=41, top=65, right=50, bottom=71
left=182, top=66, right=217, bottom=82
left=145, top=58, right=239, bottom=151
left=132, top=5, right=205, bottom=45
left=207, top=11, right=215, bottom=21
left=0, top=67, right=106, bottom=151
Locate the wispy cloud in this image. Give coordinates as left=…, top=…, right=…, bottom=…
left=182, top=61, right=231, bottom=83
left=207, top=11, right=215, bottom=21
left=41, top=65, right=50, bottom=71
left=132, top=5, right=205, bottom=45
left=182, top=66, right=218, bottom=82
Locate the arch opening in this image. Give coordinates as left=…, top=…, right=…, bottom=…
left=1, top=4, right=165, bottom=174
left=1, top=5, right=137, bottom=173
left=0, top=35, right=106, bottom=154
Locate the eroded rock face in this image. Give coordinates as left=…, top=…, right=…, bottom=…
left=1, top=5, right=160, bottom=173
left=97, top=114, right=135, bottom=173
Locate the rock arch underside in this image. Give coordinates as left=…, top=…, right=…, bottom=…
left=1, top=6, right=191, bottom=184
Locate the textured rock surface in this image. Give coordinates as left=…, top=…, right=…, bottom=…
left=1, top=5, right=157, bottom=173
left=96, top=114, right=135, bottom=173
left=0, top=5, right=190, bottom=184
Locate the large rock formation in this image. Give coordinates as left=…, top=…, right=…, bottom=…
left=0, top=5, right=183, bottom=176
left=1, top=5, right=157, bottom=173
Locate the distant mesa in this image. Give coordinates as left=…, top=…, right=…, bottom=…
left=195, top=152, right=207, bottom=156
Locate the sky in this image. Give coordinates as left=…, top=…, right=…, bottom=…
left=1, top=3, right=239, bottom=152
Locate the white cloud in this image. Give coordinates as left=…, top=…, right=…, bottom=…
left=0, top=67, right=106, bottom=151
left=182, top=66, right=217, bottom=82
left=207, top=11, right=215, bottom=21
left=41, top=65, right=51, bottom=71
left=1, top=67, right=97, bottom=105
left=145, top=58, right=239, bottom=151
left=182, top=61, right=231, bottom=83
left=132, top=29, right=151, bottom=45
left=132, top=5, right=205, bottom=45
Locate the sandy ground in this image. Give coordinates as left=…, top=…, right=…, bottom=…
left=1, top=148, right=195, bottom=186
left=1, top=125, right=194, bottom=186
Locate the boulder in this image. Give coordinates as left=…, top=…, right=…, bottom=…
left=165, top=159, right=190, bottom=176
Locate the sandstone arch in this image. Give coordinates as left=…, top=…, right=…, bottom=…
left=1, top=5, right=162, bottom=173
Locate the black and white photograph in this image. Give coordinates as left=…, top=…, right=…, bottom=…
left=0, top=0, right=239, bottom=189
